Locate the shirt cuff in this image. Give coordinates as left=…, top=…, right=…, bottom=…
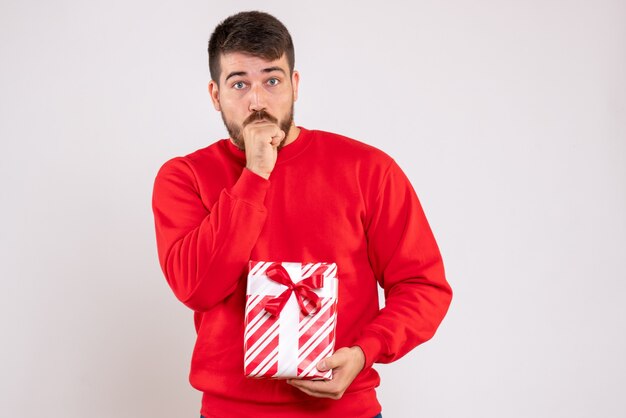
left=229, top=168, right=271, bottom=206
left=353, top=332, right=385, bottom=370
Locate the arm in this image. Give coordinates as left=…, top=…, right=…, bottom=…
left=354, top=159, right=453, bottom=369
left=152, top=158, right=270, bottom=312
left=152, top=123, right=285, bottom=312
left=288, top=159, right=452, bottom=399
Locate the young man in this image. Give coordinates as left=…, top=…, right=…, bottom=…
left=152, top=11, right=452, bottom=418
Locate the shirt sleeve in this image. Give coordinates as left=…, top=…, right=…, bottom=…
left=151, top=157, right=270, bottom=312
left=353, top=159, right=453, bottom=369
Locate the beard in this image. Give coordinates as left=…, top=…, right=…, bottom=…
left=221, top=104, right=294, bottom=151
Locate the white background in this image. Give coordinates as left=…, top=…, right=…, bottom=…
left=1, top=1, right=625, bottom=417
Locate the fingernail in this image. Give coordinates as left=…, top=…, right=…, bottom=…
left=317, top=360, right=327, bottom=371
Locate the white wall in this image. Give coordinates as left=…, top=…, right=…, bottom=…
left=1, top=1, right=624, bottom=417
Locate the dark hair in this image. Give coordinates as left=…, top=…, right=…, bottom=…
left=208, top=11, right=295, bottom=83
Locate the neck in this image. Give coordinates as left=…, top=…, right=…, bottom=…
left=282, top=123, right=300, bottom=147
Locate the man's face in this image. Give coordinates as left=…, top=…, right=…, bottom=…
left=208, top=52, right=299, bottom=150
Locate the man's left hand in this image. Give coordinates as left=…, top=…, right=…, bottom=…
left=286, top=346, right=365, bottom=400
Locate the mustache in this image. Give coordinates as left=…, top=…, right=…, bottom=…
left=243, top=110, right=279, bottom=127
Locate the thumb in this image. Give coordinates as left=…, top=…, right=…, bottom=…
left=316, top=349, right=346, bottom=371
left=316, top=356, right=331, bottom=372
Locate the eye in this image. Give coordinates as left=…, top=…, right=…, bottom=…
left=267, top=78, right=280, bottom=86
left=233, top=81, right=246, bottom=90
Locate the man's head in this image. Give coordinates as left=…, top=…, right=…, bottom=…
left=207, top=11, right=299, bottom=150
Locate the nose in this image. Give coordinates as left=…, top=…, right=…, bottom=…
left=248, top=84, right=267, bottom=112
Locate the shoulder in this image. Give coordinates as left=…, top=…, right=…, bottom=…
left=308, top=129, right=394, bottom=167
left=301, top=129, right=402, bottom=205
left=155, top=139, right=231, bottom=180
left=182, top=139, right=231, bottom=167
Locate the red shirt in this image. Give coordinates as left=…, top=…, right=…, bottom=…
left=152, top=127, right=452, bottom=417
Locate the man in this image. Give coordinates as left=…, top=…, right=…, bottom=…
left=152, top=10, right=452, bottom=418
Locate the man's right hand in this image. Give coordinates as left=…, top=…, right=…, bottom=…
left=243, top=122, right=285, bottom=180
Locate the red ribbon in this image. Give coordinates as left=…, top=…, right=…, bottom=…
left=263, top=263, right=324, bottom=317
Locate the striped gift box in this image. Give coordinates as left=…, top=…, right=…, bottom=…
left=244, top=261, right=338, bottom=379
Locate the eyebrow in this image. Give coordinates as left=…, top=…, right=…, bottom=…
left=262, top=66, right=286, bottom=75
left=224, top=66, right=287, bottom=83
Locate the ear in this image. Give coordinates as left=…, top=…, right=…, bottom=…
left=208, top=80, right=221, bottom=111
left=291, top=70, right=300, bottom=102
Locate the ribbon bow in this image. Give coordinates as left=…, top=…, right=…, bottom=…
left=263, top=263, right=324, bottom=317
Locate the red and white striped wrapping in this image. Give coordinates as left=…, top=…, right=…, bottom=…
left=244, top=261, right=338, bottom=380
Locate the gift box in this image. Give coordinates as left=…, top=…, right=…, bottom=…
left=244, top=261, right=338, bottom=380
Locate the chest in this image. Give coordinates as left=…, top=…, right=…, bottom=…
left=255, top=163, right=367, bottom=262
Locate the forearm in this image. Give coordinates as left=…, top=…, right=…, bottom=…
left=354, top=265, right=452, bottom=369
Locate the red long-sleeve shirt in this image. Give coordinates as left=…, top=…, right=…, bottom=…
left=152, top=127, right=452, bottom=418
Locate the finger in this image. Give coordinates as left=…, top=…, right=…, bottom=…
left=288, top=379, right=328, bottom=391
left=316, top=357, right=331, bottom=372
left=288, top=383, right=325, bottom=398
left=289, top=379, right=328, bottom=396
left=290, top=374, right=349, bottom=392
left=287, top=379, right=341, bottom=399
left=272, top=130, right=285, bottom=144
left=316, top=349, right=347, bottom=371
